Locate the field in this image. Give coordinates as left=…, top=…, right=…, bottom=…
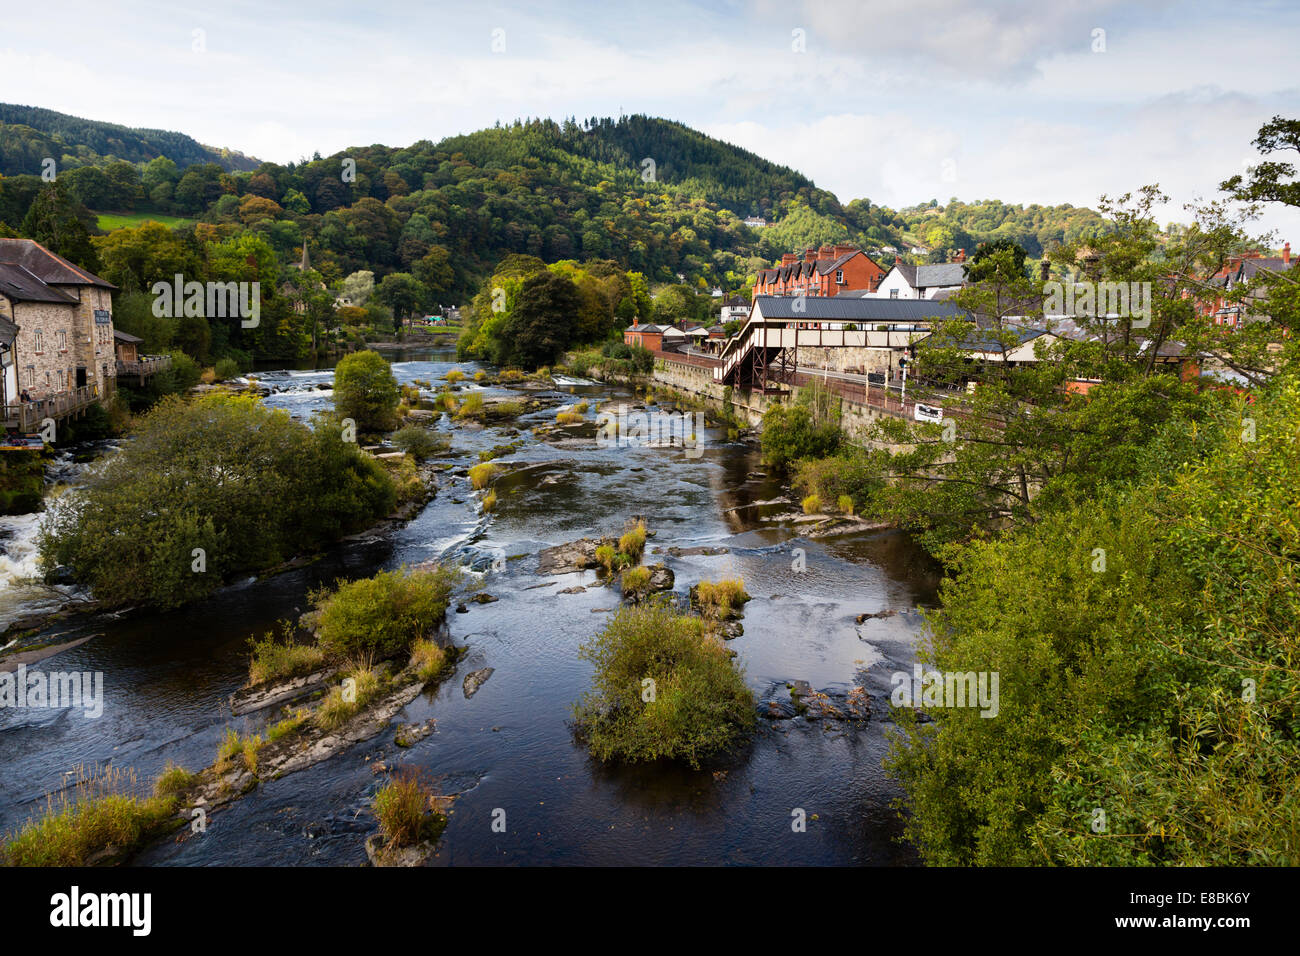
left=96, top=210, right=197, bottom=231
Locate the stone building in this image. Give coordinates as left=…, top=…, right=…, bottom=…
left=0, top=239, right=117, bottom=404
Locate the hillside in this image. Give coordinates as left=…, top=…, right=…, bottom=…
left=0, top=103, right=258, bottom=175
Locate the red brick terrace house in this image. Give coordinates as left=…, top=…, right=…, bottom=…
left=1199, top=243, right=1292, bottom=327
left=753, top=244, right=886, bottom=297
left=623, top=322, right=687, bottom=352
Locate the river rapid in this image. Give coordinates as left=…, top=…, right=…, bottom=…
left=0, top=346, right=939, bottom=865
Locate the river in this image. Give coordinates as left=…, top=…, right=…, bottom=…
left=0, top=346, right=939, bottom=865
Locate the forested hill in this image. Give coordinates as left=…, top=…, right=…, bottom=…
left=0, top=103, right=258, bottom=175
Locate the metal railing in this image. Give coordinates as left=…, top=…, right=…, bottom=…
left=116, top=354, right=172, bottom=378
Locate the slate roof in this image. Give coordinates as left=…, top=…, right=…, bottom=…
left=0, top=238, right=116, bottom=290
left=753, top=295, right=971, bottom=322
left=114, top=329, right=143, bottom=343
left=0, top=263, right=80, bottom=304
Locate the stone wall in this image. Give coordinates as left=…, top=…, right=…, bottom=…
left=11, top=301, right=81, bottom=397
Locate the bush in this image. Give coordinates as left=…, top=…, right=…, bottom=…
left=333, top=350, right=400, bottom=433
left=213, top=357, right=241, bottom=381
left=312, top=566, right=460, bottom=661
left=392, top=424, right=448, bottom=460
left=761, top=403, right=841, bottom=471
left=574, top=605, right=755, bottom=768
left=802, top=494, right=822, bottom=515
left=792, top=449, right=886, bottom=514
left=838, top=494, right=854, bottom=515
left=473, top=370, right=487, bottom=382
left=468, top=462, right=498, bottom=490
left=38, top=395, right=397, bottom=609
left=444, top=369, right=465, bottom=384
left=498, top=368, right=525, bottom=382
left=556, top=411, right=583, bottom=425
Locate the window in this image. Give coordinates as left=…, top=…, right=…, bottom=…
left=889, top=289, right=899, bottom=299
left=33, top=330, right=43, bottom=353
left=57, top=330, right=68, bottom=352
left=835, top=270, right=844, bottom=284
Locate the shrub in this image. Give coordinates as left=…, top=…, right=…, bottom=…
left=556, top=411, right=583, bottom=425
left=498, top=368, right=525, bottom=382
left=409, top=639, right=449, bottom=683
left=473, top=370, right=487, bottom=382
left=1, top=768, right=178, bottom=867
left=468, top=462, right=498, bottom=490
left=333, top=350, right=400, bottom=433
left=761, top=402, right=841, bottom=471
left=838, top=494, right=855, bottom=515
left=619, top=521, right=647, bottom=562
left=574, top=605, right=755, bottom=768
left=594, top=544, right=617, bottom=572
left=312, top=566, right=460, bottom=661
left=694, top=578, right=751, bottom=620
left=380, top=453, right=425, bottom=505
left=802, top=494, right=822, bottom=515
left=487, top=400, right=524, bottom=419
left=213, top=357, right=241, bottom=381
left=444, top=369, right=465, bottom=384
left=37, top=396, right=396, bottom=609
left=574, top=401, right=589, bottom=414
left=392, top=424, right=448, bottom=460
left=792, top=449, right=886, bottom=513
left=248, top=629, right=327, bottom=684
left=435, top=389, right=458, bottom=413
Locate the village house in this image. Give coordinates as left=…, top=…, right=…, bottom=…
left=623, top=322, right=687, bottom=352
left=0, top=238, right=117, bottom=411
left=1199, top=243, right=1293, bottom=327
left=870, top=252, right=968, bottom=300
left=752, top=244, right=887, bottom=298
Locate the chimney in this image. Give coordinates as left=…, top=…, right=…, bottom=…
left=818, top=244, right=835, bottom=260
left=894, top=254, right=902, bottom=266
left=1039, top=259, right=1050, bottom=282
left=834, top=243, right=857, bottom=258
left=951, top=248, right=966, bottom=264
left=781, top=253, right=797, bottom=266
left=1284, top=242, right=1291, bottom=266
left=805, top=248, right=818, bottom=263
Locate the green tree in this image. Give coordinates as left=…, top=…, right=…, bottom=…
left=333, top=349, right=400, bottom=432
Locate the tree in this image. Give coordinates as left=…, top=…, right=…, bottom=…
left=333, top=349, right=400, bottom=432
left=21, top=181, right=100, bottom=272
left=499, top=270, right=580, bottom=368
left=374, top=272, right=425, bottom=320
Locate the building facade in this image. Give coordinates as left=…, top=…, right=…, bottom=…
left=753, top=244, right=886, bottom=298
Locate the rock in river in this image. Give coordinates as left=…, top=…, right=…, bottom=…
left=463, top=667, right=494, bottom=698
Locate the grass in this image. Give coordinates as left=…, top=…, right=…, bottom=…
left=435, top=390, right=459, bottom=413
left=96, top=210, right=195, bottom=231
left=216, top=728, right=263, bottom=775
left=317, top=668, right=383, bottom=730
left=619, top=521, right=647, bottom=562
left=409, top=639, right=449, bottom=683
left=838, top=494, right=855, bottom=516
left=556, top=410, right=584, bottom=425
left=802, top=494, right=822, bottom=515
left=468, top=461, right=499, bottom=490
left=498, top=369, right=526, bottom=383
left=481, top=489, right=497, bottom=512
left=694, top=578, right=752, bottom=620
left=153, top=763, right=197, bottom=798
left=267, top=708, right=309, bottom=743
left=574, top=401, right=590, bottom=414
left=595, top=544, right=631, bottom=573
left=248, top=630, right=327, bottom=685
left=487, top=400, right=524, bottom=419
left=1, top=767, right=178, bottom=867
left=456, top=392, right=485, bottom=419
left=373, top=772, right=444, bottom=848
left=444, top=369, right=465, bottom=384
left=473, top=370, right=487, bottom=382
left=621, top=565, right=651, bottom=598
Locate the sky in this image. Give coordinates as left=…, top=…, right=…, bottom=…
left=2, top=0, right=1298, bottom=241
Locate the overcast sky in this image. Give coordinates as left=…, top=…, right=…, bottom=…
left=3, top=0, right=1298, bottom=240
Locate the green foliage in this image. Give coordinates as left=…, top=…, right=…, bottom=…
left=38, top=394, right=396, bottom=608
left=760, top=398, right=841, bottom=471
left=574, top=604, right=755, bottom=768
left=886, top=380, right=1300, bottom=865
left=801, top=494, right=822, bottom=515
left=468, top=462, right=498, bottom=489
left=392, top=424, right=447, bottom=460
left=213, top=357, right=241, bottom=381
left=618, top=521, right=647, bottom=561
left=373, top=771, right=443, bottom=848
left=248, top=627, right=327, bottom=684
left=333, top=350, right=400, bottom=432
left=312, top=565, right=460, bottom=661
left=693, top=578, right=751, bottom=621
